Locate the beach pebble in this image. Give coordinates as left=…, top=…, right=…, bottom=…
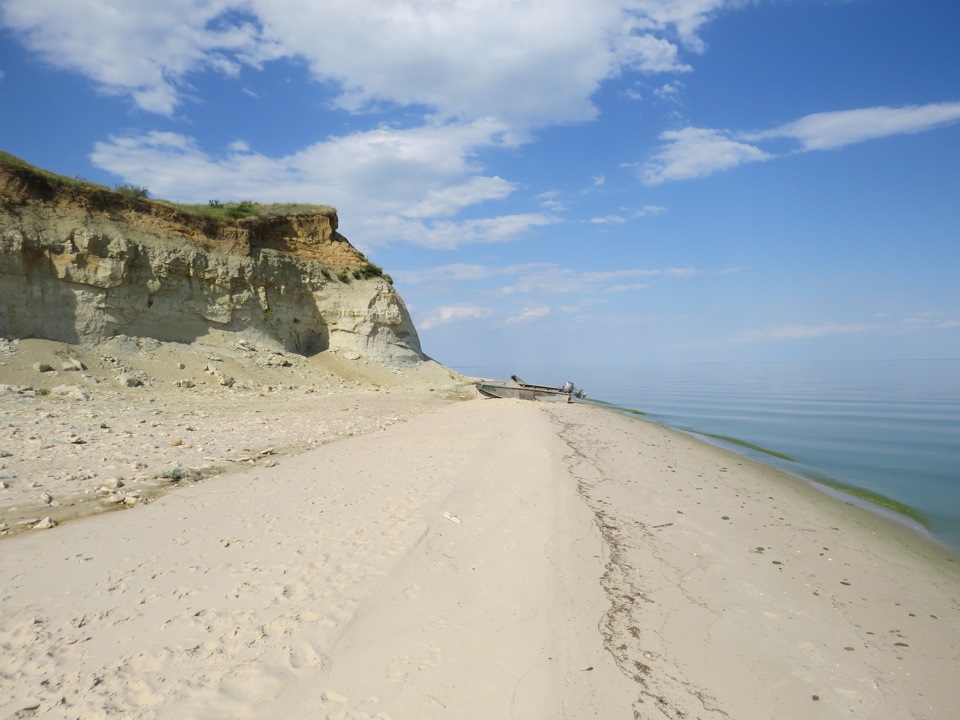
left=39, top=492, right=53, bottom=505
left=33, top=362, right=54, bottom=372
left=62, top=358, right=86, bottom=372
left=119, top=374, right=143, bottom=387
left=101, top=477, right=125, bottom=489
left=32, top=516, right=56, bottom=529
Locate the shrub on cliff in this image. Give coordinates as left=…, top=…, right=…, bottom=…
left=114, top=184, right=150, bottom=199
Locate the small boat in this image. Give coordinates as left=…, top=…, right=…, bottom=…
left=475, top=375, right=587, bottom=403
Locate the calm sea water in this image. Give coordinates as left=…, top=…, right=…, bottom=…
left=470, top=360, right=960, bottom=553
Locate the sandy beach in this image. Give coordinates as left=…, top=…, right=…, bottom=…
left=2, top=385, right=959, bottom=718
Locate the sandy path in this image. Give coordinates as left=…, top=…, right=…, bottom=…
left=0, top=399, right=633, bottom=719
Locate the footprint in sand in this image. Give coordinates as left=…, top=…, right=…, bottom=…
left=288, top=642, right=324, bottom=669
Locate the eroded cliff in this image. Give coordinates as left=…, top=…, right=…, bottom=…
left=0, top=156, right=426, bottom=365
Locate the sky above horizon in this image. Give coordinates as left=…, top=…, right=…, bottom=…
left=1, top=0, right=958, bottom=373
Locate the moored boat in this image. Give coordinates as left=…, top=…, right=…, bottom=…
left=475, top=375, right=586, bottom=403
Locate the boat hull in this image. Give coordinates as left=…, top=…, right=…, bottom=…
left=474, top=375, right=583, bottom=403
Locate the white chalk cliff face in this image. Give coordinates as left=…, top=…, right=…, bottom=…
left=0, top=161, right=426, bottom=365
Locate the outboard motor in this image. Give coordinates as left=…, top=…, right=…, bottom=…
left=575, top=389, right=587, bottom=400
left=560, top=381, right=575, bottom=394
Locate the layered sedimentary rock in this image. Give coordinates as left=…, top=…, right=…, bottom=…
left=0, top=160, right=425, bottom=365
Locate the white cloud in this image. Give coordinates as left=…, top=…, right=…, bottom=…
left=89, top=121, right=554, bottom=249
left=653, top=80, right=684, bottom=102
left=0, top=0, right=715, bottom=126
left=640, top=127, right=772, bottom=185
left=583, top=267, right=698, bottom=281
left=608, top=283, right=651, bottom=292
left=507, top=306, right=551, bottom=324
left=393, top=264, right=495, bottom=285
left=635, top=204, right=667, bottom=217
left=590, top=215, right=627, bottom=224
left=746, top=102, right=960, bottom=151
left=641, top=102, right=960, bottom=184
left=0, top=0, right=261, bottom=115
left=420, top=304, right=494, bottom=330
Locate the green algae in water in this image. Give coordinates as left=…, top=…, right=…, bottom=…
left=808, top=475, right=930, bottom=528
left=590, top=398, right=647, bottom=416
left=701, top=433, right=796, bottom=462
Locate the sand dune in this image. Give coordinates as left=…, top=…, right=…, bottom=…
left=2, top=397, right=958, bottom=719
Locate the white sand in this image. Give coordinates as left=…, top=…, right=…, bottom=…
left=2, top=395, right=958, bottom=719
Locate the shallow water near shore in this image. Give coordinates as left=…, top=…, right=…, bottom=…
left=477, top=359, right=960, bottom=553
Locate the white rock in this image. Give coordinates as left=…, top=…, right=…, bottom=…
left=33, top=362, right=54, bottom=372
left=51, top=385, right=91, bottom=401
left=61, top=358, right=86, bottom=372
left=118, top=374, right=143, bottom=387
left=40, top=492, right=53, bottom=505
left=102, top=477, right=125, bottom=489
left=32, top=516, right=56, bottom=529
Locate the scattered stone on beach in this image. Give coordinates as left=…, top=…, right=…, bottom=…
left=61, top=358, right=86, bottom=372
left=33, top=362, right=54, bottom=373
left=39, top=492, right=53, bottom=505
left=32, top=516, right=56, bottom=529
left=119, top=374, right=143, bottom=387
left=51, top=385, right=91, bottom=401
left=101, top=477, right=125, bottom=490
left=174, top=379, right=195, bottom=388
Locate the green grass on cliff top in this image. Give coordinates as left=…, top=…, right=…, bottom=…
left=0, top=151, right=336, bottom=220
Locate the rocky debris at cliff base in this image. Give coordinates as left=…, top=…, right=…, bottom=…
left=0, top=336, right=470, bottom=538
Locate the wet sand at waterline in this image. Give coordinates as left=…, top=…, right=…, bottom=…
left=2, top=397, right=958, bottom=719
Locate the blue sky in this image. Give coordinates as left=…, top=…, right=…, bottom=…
left=1, top=0, right=958, bottom=372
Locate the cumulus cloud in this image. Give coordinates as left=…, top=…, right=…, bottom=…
left=0, top=0, right=262, bottom=115
left=89, top=120, right=556, bottom=249
left=0, top=0, right=717, bottom=126
left=640, top=102, right=960, bottom=184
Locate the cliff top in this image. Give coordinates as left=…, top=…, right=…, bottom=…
left=0, top=151, right=379, bottom=268
left=0, top=150, right=336, bottom=223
